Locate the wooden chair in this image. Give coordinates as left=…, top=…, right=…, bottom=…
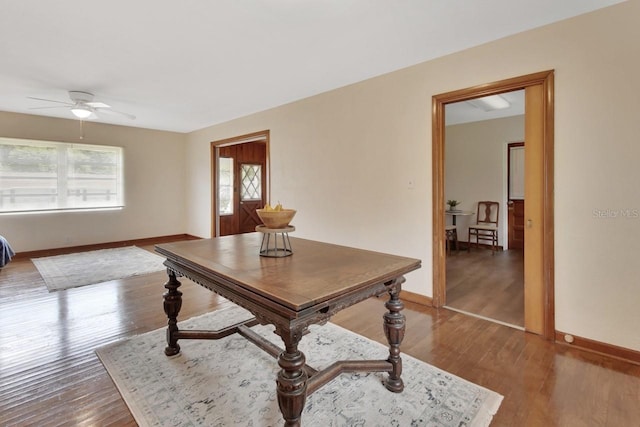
left=468, top=201, right=499, bottom=254
left=445, top=225, right=458, bottom=255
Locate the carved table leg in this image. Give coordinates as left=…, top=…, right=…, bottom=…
left=383, top=284, right=406, bottom=392
left=276, top=329, right=308, bottom=427
left=163, top=270, right=183, bottom=356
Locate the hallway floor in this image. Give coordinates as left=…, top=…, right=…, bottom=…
left=446, top=247, right=524, bottom=328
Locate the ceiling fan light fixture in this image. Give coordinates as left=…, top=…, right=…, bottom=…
left=71, top=107, right=92, bottom=119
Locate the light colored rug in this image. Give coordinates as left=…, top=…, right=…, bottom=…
left=32, top=246, right=166, bottom=292
left=96, top=305, right=503, bottom=427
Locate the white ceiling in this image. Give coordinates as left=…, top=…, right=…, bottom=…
left=0, top=0, right=624, bottom=133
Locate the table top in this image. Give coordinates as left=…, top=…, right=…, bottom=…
left=445, top=210, right=474, bottom=215
left=156, top=234, right=421, bottom=313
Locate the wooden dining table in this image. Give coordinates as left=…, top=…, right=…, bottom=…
left=155, top=234, right=421, bottom=426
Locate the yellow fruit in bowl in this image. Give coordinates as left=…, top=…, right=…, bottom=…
left=264, top=202, right=283, bottom=212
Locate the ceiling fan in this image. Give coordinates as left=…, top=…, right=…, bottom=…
left=28, top=91, right=136, bottom=120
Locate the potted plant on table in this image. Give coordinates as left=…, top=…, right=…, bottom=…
left=447, top=200, right=461, bottom=212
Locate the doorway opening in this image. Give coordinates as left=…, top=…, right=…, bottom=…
left=432, top=71, right=555, bottom=339
left=210, top=130, right=270, bottom=237
left=443, top=91, right=525, bottom=328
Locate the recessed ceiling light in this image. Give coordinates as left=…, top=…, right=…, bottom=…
left=467, top=95, right=510, bottom=111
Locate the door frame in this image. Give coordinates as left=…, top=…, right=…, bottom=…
left=431, top=70, right=555, bottom=339
left=210, top=130, right=270, bottom=237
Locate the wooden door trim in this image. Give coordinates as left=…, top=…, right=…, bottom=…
left=210, top=130, right=270, bottom=237
left=432, top=70, right=555, bottom=339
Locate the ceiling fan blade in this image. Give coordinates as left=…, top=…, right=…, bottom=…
left=27, top=96, right=73, bottom=106
left=29, top=106, right=69, bottom=110
left=86, top=101, right=110, bottom=108
left=95, top=108, right=136, bottom=120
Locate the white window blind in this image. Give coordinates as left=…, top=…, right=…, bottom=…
left=0, top=137, right=124, bottom=213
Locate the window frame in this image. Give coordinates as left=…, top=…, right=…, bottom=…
left=0, top=137, right=124, bottom=214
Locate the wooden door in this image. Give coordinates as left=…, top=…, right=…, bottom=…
left=508, top=142, right=525, bottom=250
left=508, top=200, right=525, bottom=249
left=524, top=85, right=545, bottom=335
left=218, top=142, right=267, bottom=236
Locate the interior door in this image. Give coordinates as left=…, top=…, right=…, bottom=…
left=508, top=142, right=525, bottom=250
left=218, top=142, right=267, bottom=236
left=523, top=84, right=545, bottom=335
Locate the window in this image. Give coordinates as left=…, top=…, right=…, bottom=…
left=218, top=157, right=234, bottom=215
left=240, top=164, right=262, bottom=201
left=0, top=137, right=124, bottom=213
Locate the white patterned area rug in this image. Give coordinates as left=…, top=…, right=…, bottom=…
left=32, top=246, right=166, bottom=292
left=96, top=305, right=503, bottom=427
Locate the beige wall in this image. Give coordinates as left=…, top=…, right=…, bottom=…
left=445, top=115, right=525, bottom=246
left=186, top=1, right=640, bottom=352
left=0, top=111, right=187, bottom=252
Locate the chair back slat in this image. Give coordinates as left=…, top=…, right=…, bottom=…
left=476, top=201, right=499, bottom=226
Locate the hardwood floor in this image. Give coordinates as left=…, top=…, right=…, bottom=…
left=2, top=242, right=640, bottom=426
left=446, top=248, right=525, bottom=327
